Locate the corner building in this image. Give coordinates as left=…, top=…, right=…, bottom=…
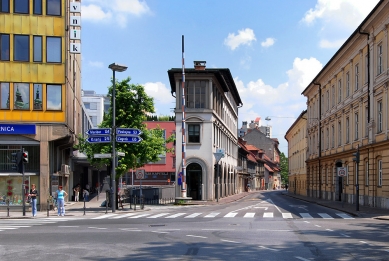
left=0, top=0, right=82, bottom=210
left=302, top=0, right=389, bottom=209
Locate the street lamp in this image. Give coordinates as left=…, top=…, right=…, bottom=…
left=108, top=62, right=127, bottom=213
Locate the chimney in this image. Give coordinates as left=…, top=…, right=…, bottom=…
left=194, top=61, right=206, bottom=70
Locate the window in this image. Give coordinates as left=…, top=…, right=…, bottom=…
left=84, top=102, right=90, bottom=109
left=355, top=64, right=359, bottom=91
left=33, top=84, right=42, bottom=110
left=47, top=0, right=61, bottom=16
left=188, top=124, right=200, bottom=143
left=365, top=54, right=369, bottom=84
left=331, top=125, right=334, bottom=148
left=0, top=34, right=10, bottom=61
left=186, top=80, right=206, bottom=109
left=46, top=37, right=61, bottom=63
left=33, top=0, right=41, bottom=14
left=326, top=127, right=329, bottom=149
left=338, top=79, right=342, bottom=103
left=46, top=84, right=62, bottom=110
left=14, top=35, right=29, bottom=61
left=14, top=0, right=29, bottom=14
left=89, top=102, right=97, bottom=110
left=33, top=36, right=42, bottom=62
left=326, top=90, right=329, bottom=111
left=331, top=85, right=335, bottom=107
left=378, top=160, right=382, bottom=186
left=346, top=117, right=350, bottom=143
left=14, top=83, right=30, bottom=110
left=0, top=0, right=9, bottom=12
left=377, top=43, right=383, bottom=75
left=346, top=72, right=350, bottom=97
left=332, top=166, right=335, bottom=185
left=325, top=168, right=328, bottom=184
left=338, top=121, right=342, bottom=146
left=346, top=165, right=349, bottom=185
left=0, top=83, right=10, bottom=109
left=377, top=101, right=382, bottom=133
left=90, top=116, right=97, bottom=126
left=365, top=161, right=369, bottom=186
left=355, top=113, right=359, bottom=140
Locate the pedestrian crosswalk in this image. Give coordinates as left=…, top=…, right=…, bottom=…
left=0, top=217, right=80, bottom=233
left=90, top=211, right=354, bottom=220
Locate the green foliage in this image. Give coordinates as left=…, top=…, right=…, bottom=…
left=280, top=152, right=289, bottom=184
left=75, top=77, right=175, bottom=178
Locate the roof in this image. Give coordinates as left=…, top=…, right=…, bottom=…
left=285, top=110, right=307, bottom=141
left=167, top=68, right=243, bottom=106
left=264, top=164, right=273, bottom=172
left=246, top=144, right=260, bottom=151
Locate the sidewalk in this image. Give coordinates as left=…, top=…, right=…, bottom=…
left=282, top=190, right=389, bottom=220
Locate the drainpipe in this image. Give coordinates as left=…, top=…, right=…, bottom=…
left=314, top=83, right=321, bottom=198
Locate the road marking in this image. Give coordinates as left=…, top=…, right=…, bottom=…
left=151, top=231, right=169, bottom=234
left=257, top=229, right=293, bottom=232
left=88, top=227, right=107, bottom=230
left=300, top=213, right=313, bottom=219
left=129, top=214, right=151, bottom=218
left=253, top=207, right=268, bottom=210
left=318, top=213, right=334, bottom=219
left=295, top=257, right=311, bottom=261
left=165, top=213, right=186, bottom=218
left=282, top=213, right=293, bottom=219
left=111, top=213, right=137, bottom=219
left=326, top=229, right=334, bottom=231
left=204, top=212, right=219, bottom=218
left=336, top=213, right=354, bottom=219
left=148, top=213, right=170, bottom=218
left=244, top=213, right=255, bottom=218
left=315, top=225, right=321, bottom=227
left=263, top=212, right=273, bottom=218
left=221, top=239, right=240, bottom=243
left=119, top=228, right=142, bottom=232
left=0, top=226, right=30, bottom=228
left=92, top=214, right=118, bottom=219
left=185, top=213, right=202, bottom=218
left=259, top=246, right=279, bottom=251
left=202, top=229, right=235, bottom=231
left=58, top=226, right=79, bottom=228
left=224, top=212, right=238, bottom=218
left=186, top=235, right=207, bottom=239
left=0, top=227, right=18, bottom=229
left=340, top=233, right=350, bottom=237
left=360, top=241, right=368, bottom=244
left=303, top=221, right=310, bottom=223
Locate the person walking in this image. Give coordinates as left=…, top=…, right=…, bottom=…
left=285, top=184, right=289, bottom=191
left=74, top=186, right=80, bottom=202
left=56, top=186, right=68, bottom=216
left=83, top=189, right=89, bottom=202
left=29, top=184, right=38, bottom=217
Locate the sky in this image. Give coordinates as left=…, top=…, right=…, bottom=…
left=80, top=0, right=380, bottom=154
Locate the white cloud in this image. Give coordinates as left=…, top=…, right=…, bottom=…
left=301, top=0, right=380, bottom=49
left=261, top=38, right=275, bottom=48
left=144, top=82, right=175, bottom=115
left=224, top=28, right=256, bottom=50
left=82, top=0, right=150, bottom=27
left=88, top=61, right=104, bottom=68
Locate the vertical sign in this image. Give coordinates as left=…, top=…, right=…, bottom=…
left=70, top=1, right=81, bottom=54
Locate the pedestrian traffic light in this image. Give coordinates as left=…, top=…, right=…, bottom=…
left=352, top=151, right=360, bottom=163
left=22, top=151, right=28, bottom=163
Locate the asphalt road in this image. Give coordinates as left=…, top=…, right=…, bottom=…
left=1, top=191, right=388, bottom=261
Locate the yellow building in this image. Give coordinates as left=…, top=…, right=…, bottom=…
left=0, top=0, right=82, bottom=210
left=302, top=0, right=389, bottom=209
left=285, top=110, right=307, bottom=196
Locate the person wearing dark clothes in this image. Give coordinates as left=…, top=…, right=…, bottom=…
left=285, top=184, right=289, bottom=191
left=29, top=184, right=38, bottom=217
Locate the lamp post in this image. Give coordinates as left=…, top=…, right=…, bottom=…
left=108, top=62, right=127, bottom=213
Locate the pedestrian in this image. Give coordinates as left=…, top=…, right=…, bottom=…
left=29, top=184, right=38, bottom=217
left=85, top=183, right=90, bottom=192
left=74, top=186, right=80, bottom=202
left=285, top=184, right=289, bottom=191
left=83, top=189, right=89, bottom=202
left=56, top=185, right=68, bottom=216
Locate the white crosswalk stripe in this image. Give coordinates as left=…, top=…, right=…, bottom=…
left=282, top=213, right=293, bottom=219
left=185, top=213, right=202, bottom=218
left=165, top=213, right=186, bottom=218
left=300, top=213, right=313, bottom=219
left=224, top=212, right=238, bottom=218
left=318, top=213, right=334, bottom=219
left=243, top=212, right=255, bottom=218
left=263, top=212, right=273, bottom=218
left=129, top=214, right=151, bottom=219
left=204, top=212, right=220, bottom=218
left=335, top=213, right=354, bottom=219
left=147, top=213, right=170, bottom=218
left=111, top=213, right=138, bottom=219
left=92, top=214, right=118, bottom=219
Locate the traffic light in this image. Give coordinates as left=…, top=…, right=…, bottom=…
left=11, top=151, right=22, bottom=173
left=22, top=151, right=28, bottom=163
left=352, top=151, right=360, bottom=163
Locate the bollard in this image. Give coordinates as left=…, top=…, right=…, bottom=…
left=83, top=196, right=86, bottom=215
left=105, top=191, right=108, bottom=214
left=129, top=195, right=132, bottom=209
left=6, top=198, right=10, bottom=217
left=47, top=198, right=50, bottom=217
left=134, top=195, right=137, bottom=211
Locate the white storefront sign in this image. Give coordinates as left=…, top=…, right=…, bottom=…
left=70, top=1, right=81, bottom=54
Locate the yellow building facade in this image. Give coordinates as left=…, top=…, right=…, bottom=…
left=302, top=0, right=389, bottom=209
left=0, top=0, right=82, bottom=210
left=285, top=110, right=307, bottom=196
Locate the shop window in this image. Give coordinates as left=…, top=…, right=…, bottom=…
left=0, top=34, right=10, bottom=61
left=14, top=35, right=29, bottom=61
left=33, top=0, right=41, bottom=14
left=46, top=0, right=60, bottom=16
left=13, top=83, right=30, bottom=110
left=0, top=82, right=10, bottom=109
left=188, top=124, right=200, bottom=143
left=46, top=37, right=61, bottom=63
left=0, top=0, right=10, bottom=12
left=14, top=0, right=29, bottom=14
left=33, top=36, right=42, bottom=62
left=33, top=84, right=43, bottom=110
left=46, top=84, right=62, bottom=110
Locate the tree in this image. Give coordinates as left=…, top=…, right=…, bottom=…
left=279, top=152, right=289, bottom=184
left=75, top=77, right=175, bottom=178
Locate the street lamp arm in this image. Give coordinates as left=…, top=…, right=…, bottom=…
left=265, top=116, right=295, bottom=121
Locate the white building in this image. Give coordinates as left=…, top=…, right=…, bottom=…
left=81, top=90, right=110, bottom=127
left=168, top=61, right=243, bottom=200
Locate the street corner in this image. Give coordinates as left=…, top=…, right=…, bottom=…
left=373, top=215, right=389, bottom=221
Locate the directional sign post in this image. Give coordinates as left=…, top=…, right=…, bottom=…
left=87, top=136, right=111, bottom=143
left=116, top=128, right=142, bottom=136
left=116, top=136, right=142, bottom=143
left=85, top=128, right=111, bottom=136
left=86, top=128, right=112, bottom=144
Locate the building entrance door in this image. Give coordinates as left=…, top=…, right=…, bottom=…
left=187, top=163, right=202, bottom=200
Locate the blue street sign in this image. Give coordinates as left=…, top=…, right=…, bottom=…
left=116, top=128, right=143, bottom=136
left=87, top=135, right=111, bottom=143
left=116, top=136, right=143, bottom=143
left=85, top=128, right=111, bottom=136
